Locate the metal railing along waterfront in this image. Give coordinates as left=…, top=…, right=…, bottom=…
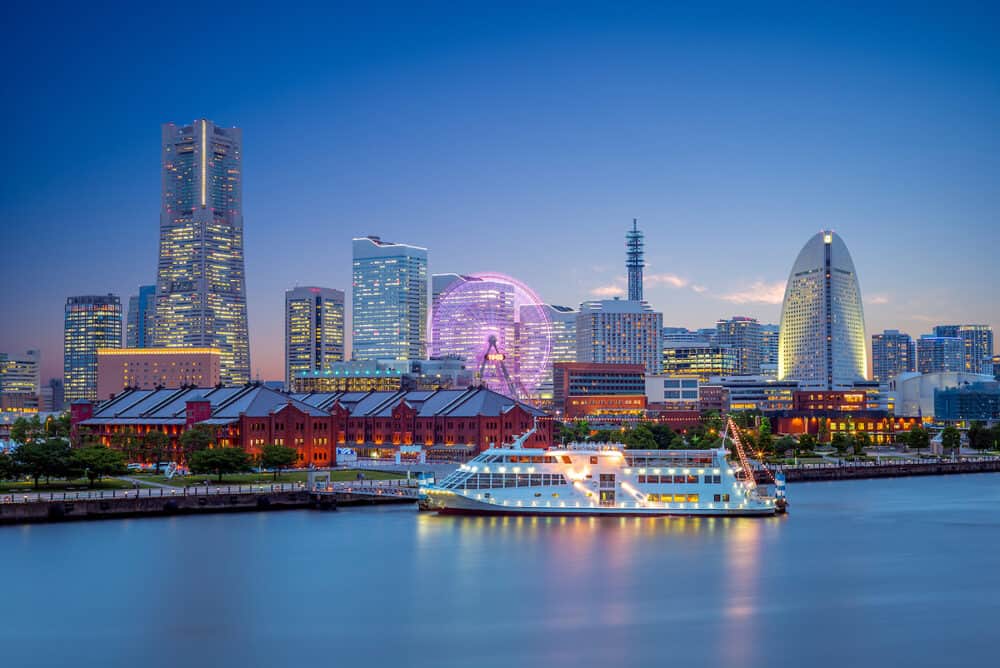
left=0, top=482, right=308, bottom=505
left=311, top=478, right=422, bottom=498
left=762, top=454, right=1000, bottom=472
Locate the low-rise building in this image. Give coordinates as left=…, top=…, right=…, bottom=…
left=73, top=385, right=550, bottom=464
left=645, top=375, right=701, bottom=410
left=553, top=362, right=646, bottom=419
left=934, top=382, right=1000, bottom=422
left=662, top=344, right=739, bottom=379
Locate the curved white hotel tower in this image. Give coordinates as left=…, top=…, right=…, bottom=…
left=778, top=231, right=867, bottom=388
left=154, top=120, right=250, bottom=385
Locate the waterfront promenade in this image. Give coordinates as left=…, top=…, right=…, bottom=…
left=0, top=478, right=420, bottom=524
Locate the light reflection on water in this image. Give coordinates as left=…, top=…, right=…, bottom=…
left=2, top=475, right=999, bottom=668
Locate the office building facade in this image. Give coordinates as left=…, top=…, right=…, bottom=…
left=126, top=285, right=156, bottom=348
left=285, top=286, right=345, bottom=387
left=576, top=299, right=662, bottom=375
left=662, top=344, right=739, bottom=380
left=96, top=347, right=222, bottom=399
left=64, top=294, right=122, bottom=402
left=934, top=325, right=994, bottom=375
left=352, top=236, right=428, bottom=361
left=714, top=316, right=762, bottom=375
left=917, top=336, right=965, bottom=374
left=153, top=119, right=250, bottom=385
left=778, top=231, right=867, bottom=388
left=871, top=330, right=916, bottom=383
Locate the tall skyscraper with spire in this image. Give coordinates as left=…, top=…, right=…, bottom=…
left=626, top=218, right=644, bottom=301
left=153, top=119, right=250, bottom=385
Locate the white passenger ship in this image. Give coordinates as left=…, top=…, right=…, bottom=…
left=421, top=425, right=787, bottom=517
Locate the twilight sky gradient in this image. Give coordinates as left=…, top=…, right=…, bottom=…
left=1, top=2, right=997, bottom=381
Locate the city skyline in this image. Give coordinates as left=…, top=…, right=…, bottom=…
left=2, top=3, right=998, bottom=381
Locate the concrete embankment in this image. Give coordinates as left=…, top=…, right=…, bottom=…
left=756, top=458, right=1000, bottom=484
left=0, top=490, right=328, bottom=525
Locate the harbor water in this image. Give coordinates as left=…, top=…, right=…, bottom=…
left=2, top=474, right=998, bottom=668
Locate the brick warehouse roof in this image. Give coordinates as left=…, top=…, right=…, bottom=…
left=79, top=385, right=545, bottom=427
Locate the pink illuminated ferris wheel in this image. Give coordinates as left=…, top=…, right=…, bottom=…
left=430, top=272, right=551, bottom=401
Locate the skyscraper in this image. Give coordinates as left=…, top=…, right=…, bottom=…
left=352, top=236, right=428, bottom=361
left=519, top=304, right=577, bottom=398
left=934, top=325, right=994, bottom=374
left=0, top=350, right=41, bottom=402
left=126, top=285, right=156, bottom=348
left=778, top=231, right=867, bottom=388
left=576, top=299, right=662, bottom=374
left=285, top=286, right=345, bottom=386
left=917, top=335, right=965, bottom=374
left=64, top=294, right=122, bottom=401
left=714, top=316, right=762, bottom=375
left=871, top=330, right=916, bottom=383
left=759, top=323, right=780, bottom=377
left=153, top=119, right=250, bottom=385
left=626, top=219, right=644, bottom=301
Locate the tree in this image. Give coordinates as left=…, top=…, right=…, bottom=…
left=110, top=429, right=143, bottom=462
left=757, top=417, right=774, bottom=455
left=775, top=435, right=797, bottom=456
left=853, top=432, right=871, bottom=456
left=188, top=447, right=252, bottom=482
left=831, top=432, right=853, bottom=455
left=45, top=413, right=71, bottom=439
left=623, top=425, right=657, bottom=449
left=10, top=415, right=45, bottom=445
left=143, top=431, right=171, bottom=472
left=259, top=444, right=298, bottom=480
left=648, top=423, right=676, bottom=449
left=71, top=446, right=127, bottom=486
left=967, top=421, right=987, bottom=451
left=0, top=451, right=18, bottom=481
left=12, top=438, right=73, bottom=488
left=940, top=425, right=961, bottom=455
left=906, top=425, right=930, bottom=453
left=817, top=418, right=831, bottom=444
left=180, top=424, right=216, bottom=459
left=797, top=433, right=818, bottom=453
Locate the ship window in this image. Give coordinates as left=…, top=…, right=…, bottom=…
left=673, top=494, right=686, bottom=503
left=638, top=475, right=646, bottom=483
left=560, top=456, right=571, bottom=464
left=687, top=494, right=699, bottom=503
left=534, top=492, right=541, bottom=497
left=590, top=456, right=598, bottom=465
left=686, top=475, right=698, bottom=484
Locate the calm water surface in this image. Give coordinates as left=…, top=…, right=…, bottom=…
left=2, top=474, right=998, bottom=668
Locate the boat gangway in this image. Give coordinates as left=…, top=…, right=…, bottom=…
left=309, top=478, right=423, bottom=501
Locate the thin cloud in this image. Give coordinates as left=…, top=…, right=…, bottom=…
left=692, top=284, right=708, bottom=293
left=647, top=273, right=689, bottom=289
left=590, top=283, right=625, bottom=297
left=719, top=280, right=786, bottom=305
left=867, top=293, right=890, bottom=305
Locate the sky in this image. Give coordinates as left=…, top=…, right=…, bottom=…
left=1, top=1, right=997, bottom=381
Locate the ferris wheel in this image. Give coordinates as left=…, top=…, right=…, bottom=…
left=430, top=272, right=551, bottom=401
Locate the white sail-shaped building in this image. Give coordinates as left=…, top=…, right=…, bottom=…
left=778, top=231, right=867, bottom=388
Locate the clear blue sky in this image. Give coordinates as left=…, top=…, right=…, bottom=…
left=1, top=1, right=997, bottom=381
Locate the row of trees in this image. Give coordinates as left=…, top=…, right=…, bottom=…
left=0, top=440, right=301, bottom=488
left=0, top=440, right=128, bottom=487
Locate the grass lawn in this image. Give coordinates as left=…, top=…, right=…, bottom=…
left=0, top=477, right=141, bottom=494
left=143, top=469, right=405, bottom=487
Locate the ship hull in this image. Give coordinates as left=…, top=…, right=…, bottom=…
left=423, top=491, right=777, bottom=517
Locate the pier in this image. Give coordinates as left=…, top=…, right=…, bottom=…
left=755, top=456, right=1000, bottom=483
left=0, top=478, right=422, bottom=525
